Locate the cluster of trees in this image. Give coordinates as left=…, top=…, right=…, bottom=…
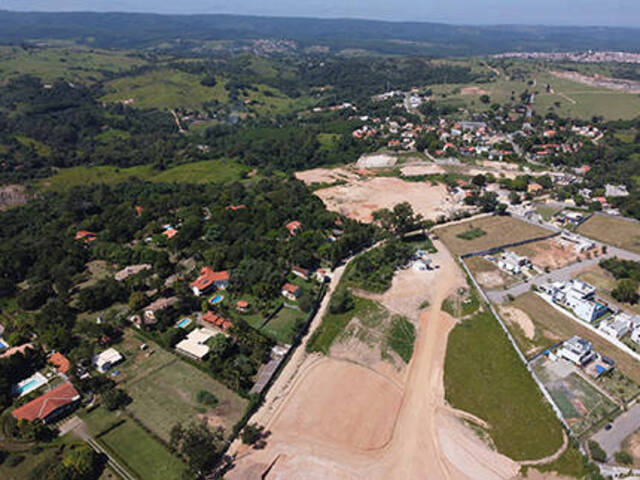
left=170, top=422, right=225, bottom=477
left=0, top=347, right=45, bottom=410
left=601, top=257, right=640, bottom=304
left=346, top=238, right=414, bottom=293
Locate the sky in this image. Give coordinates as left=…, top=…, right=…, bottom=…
left=2, top=0, right=640, bottom=27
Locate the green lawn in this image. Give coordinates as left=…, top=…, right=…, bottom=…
left=444, top=311, right=565, bottom=460
left=101, top=69, right=228, bottom=110
left=117, top=330, right=248, bottom=442
left=456, top=227, right=486, bottom=240
left=98, top=418, right=187, bottom=480
left=15, top=135, right=52, bottom=157
left=260, top=306, right=306, bottom=344
left=37, top=159, right=251, bottom=191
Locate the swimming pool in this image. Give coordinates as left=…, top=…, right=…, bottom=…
left=14, top=372, right=48, bottom=397
left=176, top=317, right=192, bottom=329
left=0, top=339, right=8, bottom=350
left=209, top=295, right=224, bottom=305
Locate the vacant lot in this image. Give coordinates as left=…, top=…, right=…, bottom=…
left=117, top=330, right=248, bottom=442
left=578, top=215, right=640, bottom=254
left=444, top=311, right=565, bottom=460
left=577, top=265, right=640, bottom=315
left=37, top=159, right=250, bottom=191
left=465, top=256, right=513, bottom=289
left=513, top=237, right=583, bottom=270
left=98, top=418, right=187, bottom=480
left=511, top=292, right=640, bottom=383
left=436, top=216, right=551, bottom=256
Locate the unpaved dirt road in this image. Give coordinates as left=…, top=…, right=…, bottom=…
left=227, top=243, right=566, bottom=479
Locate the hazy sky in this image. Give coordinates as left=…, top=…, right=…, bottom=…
left=2, top=0, right=640, bottom=27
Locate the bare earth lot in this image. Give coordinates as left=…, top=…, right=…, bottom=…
left=294, top=167, right=360, bottom=185
left=314, top=176, right=449, bottom=222
left=228, top=244, right=566, bottom=480
left=512, top=237, right=603, bottom=270
left=436, top=216, right=551, bottom=256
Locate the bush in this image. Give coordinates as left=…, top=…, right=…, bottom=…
left=196, top=390, right=218, bottom=408
left=102, top=388, right=130, bottom=411
left=588, top=440, right=607, bottom=463
left=329, top=288, right=354, bottom=315
left=615, top=450, right=633, bottom=465
left=241, top=423, right=263, bottom=445
left=5, top=453, right=25, bottom=468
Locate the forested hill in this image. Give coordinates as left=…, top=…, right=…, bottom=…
left=2, top=11, right=640, bottom=56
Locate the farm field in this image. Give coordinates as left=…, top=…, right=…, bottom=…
left=532, top=357, right=617, bottom=437
left=116, top=330, right=248, bottom=442
left=102, top=68, right=228, bottom=110
left=577, top=214, right=640, bottom=254
left=0, top=45, right=148, bottom=84
left=435, top=215, right=551, bottom=256
left=510, top=292, right=640, bottom=384
left=37, top=159, right=251, bottom=191
left=444, top=311, right=565, bottom=460
left=98, top=417, right=187, bottom=480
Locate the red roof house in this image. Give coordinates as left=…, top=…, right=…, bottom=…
left=225, top=204, right=247, bottom=211
left=48, top=352, right=71, bottom=374
left=190, top=268, right=229, bottom=296
left=285, top=221, right=302, bottom=236
left=75, top=231, right=97, bottom=242
left=292, top=266, right=310, bottom=280
left=202, top=311, right=233, bottom=331
left=12, top=382, right=80, bottom=424
left=282, top=283, right=301, bottom=301
left=236, top=300, right=249, bottom=312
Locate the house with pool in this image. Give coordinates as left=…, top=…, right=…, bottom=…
left=12, top=382, right=80, bottom=425
left=190, top=267, right=230, bottom=296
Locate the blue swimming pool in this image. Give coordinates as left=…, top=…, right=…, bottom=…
left=176, top=317, right=192, bottom=328
left=0, top=340, right=8, bottom=350
left=14, top=373, right=47, bottom=397
left=209, top=295, right=224, bottom=305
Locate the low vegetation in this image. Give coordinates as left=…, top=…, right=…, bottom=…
left=578, top=215, right=640, bottom=254
left=456, top=227, right=486, bottom=240
left=385, top=316, right=416, bottom=363
left=344, top=239, right=413, bottom=293
left=444, top=311, right=565, bottom=460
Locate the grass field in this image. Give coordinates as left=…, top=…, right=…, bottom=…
left=102, top=69, right=228, bottom=110
left=577, top=214, right=640, bottom=254
left=444, top=311, right=565, bottom=460
left=307, top=295, right=379, bottom=355
left=117, top=330, right=247, bottom=442
left=385, top=315, right=416, bottom=363
left=37, top=159, right=251, bottom=191
left=98, top=418, right=187, bottom=480
left=510, top=292, right=640, bottom=384
left=436, top=215, right=550, bottom=256
left=0, top=45, right=148, bottom=85
left=260, top=306, right=306, bottom=344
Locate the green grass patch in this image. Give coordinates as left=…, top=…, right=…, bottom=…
left=260, top=306, right=306, bottom=344
left=15, top=135, right=52, bottom=157
left=456, top=227, right=486, bottom=240
left=37, top=159, right=250, bottom=191
left=444, top=311, right=564, bottom=460
left=385, top=315, right=416, bottom=363
left=530, top=444, right=587, bottom=478
left=307, top=295, right=378, bottom=354
left=98, top=418, right=187, bottom=480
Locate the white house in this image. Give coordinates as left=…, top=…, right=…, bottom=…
left=498, top=251, right=530, bottom=274
left=558, top=336, right=596, bottom=366
left=599, top=316, right=630, bottom=339
left=92, top=348, right=124, bottom=373
left=548, top=279, right=608, bottom=323
left=175, top=328, right=214, bottom=360
left=631, top=328, right=640, bottom=346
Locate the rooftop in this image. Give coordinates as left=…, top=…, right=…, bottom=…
left=12, top=382, right=79, bottom=422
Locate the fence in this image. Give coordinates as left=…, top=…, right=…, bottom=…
left=460, top=258, right=581, bottom=447
left=460, top=231, right=561, bottom=259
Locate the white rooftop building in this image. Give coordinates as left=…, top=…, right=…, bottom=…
left=599, top=316, right=630, bottom=339
left=92, top=348, right=124, bottom=373
left=175, top=328, right=214, bottom=360
left=558, top=336, right=596, bottom=366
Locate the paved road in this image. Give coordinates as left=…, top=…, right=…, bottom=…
left=592, top=404, right=640, bottom=461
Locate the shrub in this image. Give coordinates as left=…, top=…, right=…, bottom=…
left=196, top=390, right=219, bottom=408
left=588, top=440, right=607, bottom=462
left=5, top=453, right=25, bottom=468
left=615, top=450, right=633, bottom=465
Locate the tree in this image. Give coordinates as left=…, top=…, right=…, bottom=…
left=588, top=440, right=607, bottom=462
left=196, top=390, right=218, bottom=407
left=509, top=191, right=521, bottom=205
left=615, top=450, right=633, bottom=465
left=472, top=174, right=486, bottom=187
left=170, top=422, right=224, bottom=474
left=479, top=94, right=490, bottom=104
left=128, top=291, right=148, bottom=311
left=329, top=288, right=354, bottom=314
left=612, top=278, right=639, bottom=304
left=241, top=423, right=264, bottom=445
left=102, top=388, right=130, bottom=411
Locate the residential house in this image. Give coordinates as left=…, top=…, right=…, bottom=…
left=559, top=231, right=595, bottom=253
left=292, top=266, right=310, bottom=280
left=599, top=316, right=630, bottom=339
left=285, top=221, right=302, bottom=236
left=142, top=296, right=178, bottom=326
left=548, top=279, right=608, bottom=323
left=202, top=311, right=233, bottom=331
left=190, top=267, right=229, bottom=296
left=631, top=328, right=640, bottom=346
left=498, top=251, right=530, bottom=275
left=92, top=348, right=123, bottom=373
left=558, top=336, right=597, bottom=366
left=315, top=268, right=329, bottom=283
left=527, top=182, right=544, bottom=195
left=162, top=225, right=179, bottom=240
left=175, top=328, right=214, bottom=360
left=236, top=300, right=249, bottom=312
left=12, top=382, right=80, bottom=424
left=282, top=283, right=301, bottom=301
left=74, top=231, right=97, bottom=242
left=0, top=343, right=33, bottom=359
left=605, top=184, right=629, bottom=198
left=48, top=352, right=71, bottom=374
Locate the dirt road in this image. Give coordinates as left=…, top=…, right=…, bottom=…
left=228, top=243, right=539, bottom=479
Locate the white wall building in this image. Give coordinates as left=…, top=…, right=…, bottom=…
left=175, top=328, right=214, bottom=360
left=558, top=336, right=596, bottom=366
left=92, top=348, right=124, bottom=373
left=599, top=316, right=630, bottom=339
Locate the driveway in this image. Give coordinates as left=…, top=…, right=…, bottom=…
left=592, top=404, right=640, bottom=460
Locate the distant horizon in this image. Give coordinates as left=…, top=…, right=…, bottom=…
left=1, top=0, right=639, bottom=28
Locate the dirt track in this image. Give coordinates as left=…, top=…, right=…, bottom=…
left=227, top=243, right=564, bottom=479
